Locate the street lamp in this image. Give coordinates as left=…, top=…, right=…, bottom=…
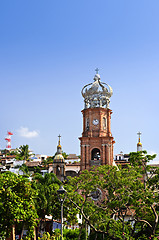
left=57, top=185, right=66, bottom=240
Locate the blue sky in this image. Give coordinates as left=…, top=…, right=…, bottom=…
left=0, top=1, right=159, bottom=163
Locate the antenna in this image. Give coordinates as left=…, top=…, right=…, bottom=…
left=5, top=131, right=13, bottom=150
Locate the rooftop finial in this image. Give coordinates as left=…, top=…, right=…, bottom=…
left=137, top=131, right=142, bottom=151
left=95, top=68, right=99, bottom=74
left=137, top=131, right=142, bottom=143
left=58, top=134, right=61, bottom=146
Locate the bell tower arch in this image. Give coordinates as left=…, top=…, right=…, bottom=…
left=79, top=71, right=115, bottom=171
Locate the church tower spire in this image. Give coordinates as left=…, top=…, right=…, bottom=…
left=57, top=134, right=62, bottom=154
left=79, top=70, right=115, bottom=171
left=53, top=135, right=66, bottom=181
left=137, top=131, right=142, bottom=152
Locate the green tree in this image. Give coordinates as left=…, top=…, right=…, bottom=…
left=1, top=149, right=9, bottom=154
left=19, top=163, right=30, bottom=176
left=63, top=228, right=86, bottom=240
left=129, top=150, right=157, bottom=189
left=38, top=231, right=61, bottom=240
left=32, top=172, right=78, bottom=234
left=42, top=157, right=54, bottom=168
left=16, top=144, right=32, bottom=161
left=129, top=150, right=159, bottom=237
left=32, top=173, right=61, bottom=233
left=62, top=152, right=68, bottom=159
left=0, top=171, right=38, bottom=239
left=66, top=162, right=159, bottom=239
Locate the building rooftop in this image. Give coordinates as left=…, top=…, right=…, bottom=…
left=25, top=161, right=41, bottom=167
left=66, top=154, right=79, bottom=160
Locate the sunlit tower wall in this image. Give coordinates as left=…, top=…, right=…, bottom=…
left=79, top=70, right=115, bottom=171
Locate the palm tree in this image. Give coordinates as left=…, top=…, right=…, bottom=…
left=32, top=173, right=61, bottom=234
left=19, top=164, right=29, bottom=176
left=16, top=145, right=32, bottom=162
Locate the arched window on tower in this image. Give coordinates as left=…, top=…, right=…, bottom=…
left=91, top=148, right=101, bottom=160
left=56, top=165, right=60, bottom=175
left=86, top=118, right=89, bottom=131
left=103, top=117, right=107, bottom=130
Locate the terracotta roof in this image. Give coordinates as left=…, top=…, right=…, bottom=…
left=67, top=154, right=79, bottom=160
left=25, top=161, right=41, bottom=167
left=66, top=162, right=80, bottom=166
left=1, top=155, right=16, bottom=159
left=149, top=164, right=159, bottom=167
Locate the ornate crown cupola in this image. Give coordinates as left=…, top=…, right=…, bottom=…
left=81, top=68, right=113, bottom=109
left=53, top=135, right=65, bottom=181
left=79, top=69, right=115, bottom=171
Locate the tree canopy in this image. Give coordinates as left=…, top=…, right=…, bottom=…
left=0, top=171, right=38, bottom=238
left=66, top=154, right=159, bottom=239
left=0, top=150, right=158, bottom=239
left=16, top=144, right=32, bottom=161
left=32, top=172, right=61, bottom=220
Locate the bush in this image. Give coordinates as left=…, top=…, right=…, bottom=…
left=63, top=228, right=86, bottom=240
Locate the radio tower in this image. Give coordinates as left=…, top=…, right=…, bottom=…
left=5, top=131, right=13, bottom=150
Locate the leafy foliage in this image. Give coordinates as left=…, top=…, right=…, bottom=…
left=19, top=163, right=30, bottom=176
left=0, top=149, right=158, bottom=239
left=63, top=228, right=86, bottom=240
left=38, top=230, right=61, bottom=240
left=16, top=144, right=32, bottom=161
left=31, top=172, right=78, bottom=235
left=32, top=172, right=61, bottom=220
left=66, top=160, right=159, bottom=239
left=0, top=171, right=38, bottom=238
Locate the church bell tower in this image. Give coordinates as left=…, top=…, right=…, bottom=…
left=53, top=135, right=66, bottom=182
left=79, top=70, right=115, bottom=171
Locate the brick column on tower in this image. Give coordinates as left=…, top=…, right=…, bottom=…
left=80, top=144, right=85, bottom=171
left=111, top=143, right=114, bottom=165
left=107, top=109, right=112, bottom=137
left=105, top=144, right=109, bottom=165
left=86, top=144, right=90, bottom=169
left=102, top=144, right=105, bottom=165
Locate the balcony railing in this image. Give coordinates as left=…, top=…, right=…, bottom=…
left=90, top=160, right=101, bottom=166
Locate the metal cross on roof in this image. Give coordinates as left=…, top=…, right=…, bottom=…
left=58, top=134, right=61, bottom=144
left=137, top=132, right=142, bottom=138
left=58, top=134, right=61, bottom=139
left=95, top=68, right=99, bottom=74
left=137, top=132, right=142, bottom=142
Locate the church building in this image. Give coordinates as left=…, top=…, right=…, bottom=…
left=79, top=70, right=115, bottom=171
left=52, top=70, right=115, bottom=179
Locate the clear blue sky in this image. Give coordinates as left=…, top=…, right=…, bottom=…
left=0, top=0, right=159, bottom=163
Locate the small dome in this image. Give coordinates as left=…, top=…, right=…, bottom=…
left=53, top=153, right=65, bottom=163
left=54, top=154, right=64, bottom=160
left=137, top=142, right=142, bottom=146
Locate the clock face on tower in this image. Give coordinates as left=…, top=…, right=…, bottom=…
left=92, top=119, right=99, bottom=125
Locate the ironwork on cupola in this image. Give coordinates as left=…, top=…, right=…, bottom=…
left=81, top=69, right=113, bottom=109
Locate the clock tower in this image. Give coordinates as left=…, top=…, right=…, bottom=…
left=79, top=71, right=115, bottom=171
